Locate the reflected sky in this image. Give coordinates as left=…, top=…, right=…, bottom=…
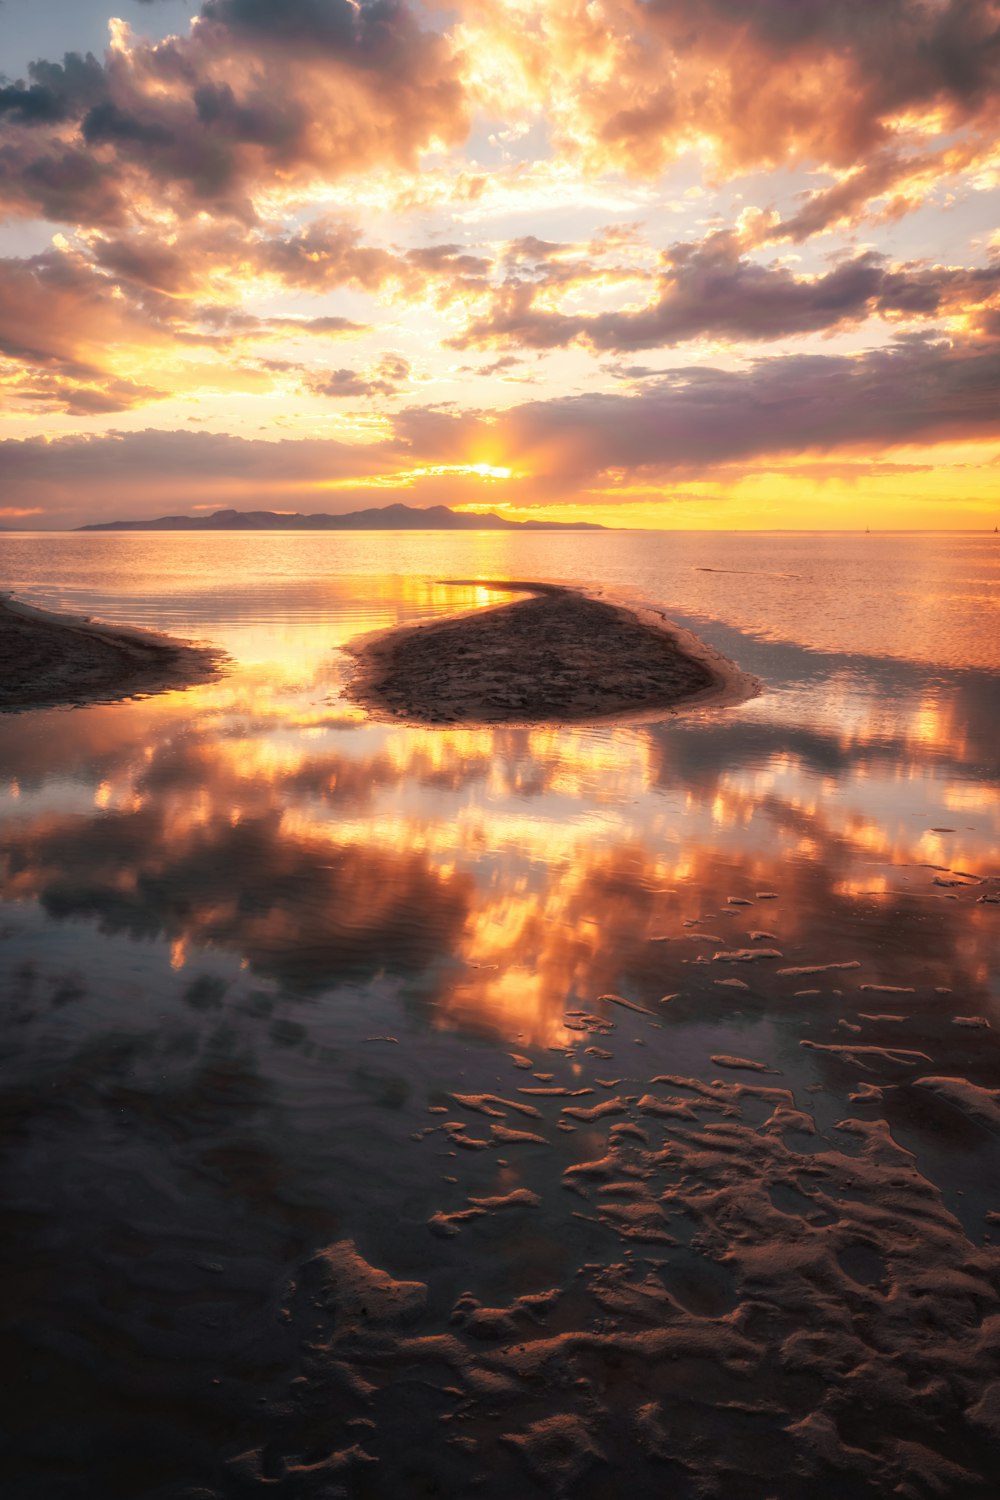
left=1, top=533, right=998, bottom=1498
left=2, top=701, right=995, bottom=1045
left=1, top=543, right=997, bottom=1045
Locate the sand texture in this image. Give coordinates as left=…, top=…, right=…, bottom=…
left=0, top=594, right=223, bottom=712
left=245, top=1040, right=1000, bottom=1499
left=345, top=581, right=757, bottom=726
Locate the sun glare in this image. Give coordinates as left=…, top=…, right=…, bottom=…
left=468, top=462, right=513, bottom=480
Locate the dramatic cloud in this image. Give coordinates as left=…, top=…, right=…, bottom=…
left=0, top=246, right=182, bottom=411
left=4, top=334, right=999, bottom=520
left=0, top=249, right=154, bottom=371
left=489, top=337, right=1000, bottom=487
left=456, top=0, right=1000, bottom=179
left=454, top=234, right=1000, bottom=352
left=251, top=219, right=492, bottom=301
left=0, top=1, right=468, bottom=225
left=1, top=1, right=999, bottom=526
left=6, top=2, right=995, bottom=233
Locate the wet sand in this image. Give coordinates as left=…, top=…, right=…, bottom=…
left=244, top=920, right=1000, bottom=1500
left=2, top=551, right=997, bottom=1498
left=0, top=594, right=223, bottom=712
left=346, top=580, right=757, bottom=725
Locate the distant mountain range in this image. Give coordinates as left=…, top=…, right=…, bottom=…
left=77, top=503, right=606, bottom=532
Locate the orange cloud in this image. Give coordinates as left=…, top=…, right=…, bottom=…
left=455, top=0, right=1000, bottom=179
left=2, top=328, right=1000, bottom=524
left=0, top=2, right=469, bottom=227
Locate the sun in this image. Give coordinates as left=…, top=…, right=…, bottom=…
left=468, top=463, right=513, bottom=480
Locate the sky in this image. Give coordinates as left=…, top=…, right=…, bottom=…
left=1, top=0, right=999, bottom=529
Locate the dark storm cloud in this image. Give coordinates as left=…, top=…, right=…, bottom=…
left=0, top=53, right=128, bottom=220
left=200, top=0, right=433, bottom=69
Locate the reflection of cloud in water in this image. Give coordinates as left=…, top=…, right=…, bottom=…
left=3, top=787, right=993, bottom=1052
left=1, top=569, right=999, bottom=1500
left=0, top=636, right=996, bottom=1039
left=2, top=807, right=472, bottom=993
left=440, top=838, right=997, bottom=1047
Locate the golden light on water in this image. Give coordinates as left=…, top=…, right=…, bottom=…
left=3, top=574, right=994, bottom=1046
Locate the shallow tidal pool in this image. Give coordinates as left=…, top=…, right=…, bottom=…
left=1, top=529, right=999, bottom=1499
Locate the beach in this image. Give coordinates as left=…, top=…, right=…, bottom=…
left=346, top=580, right=757, bottom=725
left=0, top=532, right=997, bottom=1500
left=0, top=593, right=222, bottom=712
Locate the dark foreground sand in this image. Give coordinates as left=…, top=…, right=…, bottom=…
left=346, top=580, right=757, bottom=725
left=0, top=594, right=223, bottom=712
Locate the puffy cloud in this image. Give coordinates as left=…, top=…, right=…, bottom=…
left=3, top=371, right=167, bottom=415
left=2, top=0, right=998, bottom=239
left=641, top=0, right=1000, bottom=136
left=2, top=0, right=999, bottom=528
left=76, top=216, right=494, bottom=332
left=770, top=152, right=937, bottom=243
left=253, top=218, right=408, bottom=291
left=455, top=0, right=1000, bottom=179
left=0, top=52, right=107, bottom=126
left=0, top=226, right=396, bottom=412
left=250, top=219, right=490, bottom=302
left=89, top=231, right=204, bottom=296
left=309, top=353, right=411, bottom=398
left=0, top=1, right=468, bottom=226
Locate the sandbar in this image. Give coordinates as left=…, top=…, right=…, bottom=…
left=0, top=593, right=223, bottom=712
left=345, top=580, right=758, bottom=726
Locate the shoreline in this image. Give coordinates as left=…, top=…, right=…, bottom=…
left=344, top=579, right=760, bottom=727
left=0, top=593, right=224, bottom=713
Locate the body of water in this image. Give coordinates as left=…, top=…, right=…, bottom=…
left=1, top=530, right=999, bottom=1499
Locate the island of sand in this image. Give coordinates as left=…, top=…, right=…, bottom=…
left=345, top=581, right=758, bottom=726
left=0, top=594, right=223, bottom=713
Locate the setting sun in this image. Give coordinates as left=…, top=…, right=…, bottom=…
left=1, top=0, right=998, bottom=529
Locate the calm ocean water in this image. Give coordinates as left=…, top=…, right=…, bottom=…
left=1, top=530, right=998, bottom=1499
